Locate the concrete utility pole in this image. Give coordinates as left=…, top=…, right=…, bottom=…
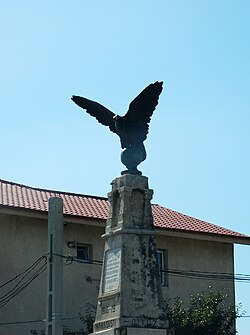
left=46, top=197, right=64, bottom=335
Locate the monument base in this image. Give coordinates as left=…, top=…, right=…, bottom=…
left=90, top=175, right=171, bottom=335
left=91, top=327, right=174, bottom=335
left=127, top=328, right=168, bottom=335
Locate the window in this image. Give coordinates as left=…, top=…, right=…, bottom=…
left=157, top=249, right=168, bottom=286
left=66, top=240, right=93, bottom=262
left=76, top=243, right=92, bottom=262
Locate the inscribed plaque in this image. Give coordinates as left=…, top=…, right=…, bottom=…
left=102, top=248, right=121, bottom=293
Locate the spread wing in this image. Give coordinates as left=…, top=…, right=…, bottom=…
left=71, top=95, right=116, bottom=133
left=124, top=81, right=163, bottom=123
left=122, top=81, right=163, bottom=141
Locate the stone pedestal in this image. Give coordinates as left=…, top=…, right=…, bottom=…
left=91, top=175, right=169, bottom=335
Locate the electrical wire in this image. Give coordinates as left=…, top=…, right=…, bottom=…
left=0, top=258, right=46, bottom=301
left=0, top=252, right=249, bottom=323
left=50, top=253, right=102, bottom=266
left=48, top=252, right=250, bottom=284
left=0, top=255, right=46, bottom=289
left=0, top=319, right=45, bottom=325
left=161, top=268, right=250, bottom=283
left=0, top=316, right=81, bottom=326
left=0, top=257, right=47, bottom=308
left=49, top=252, right=250, bottom=283
left=0, top=263, right=47, bottom=308
left=0, top=315, right=82, bottom=327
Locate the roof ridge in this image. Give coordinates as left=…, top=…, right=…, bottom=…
left=0, top=179, right=108, bottom=201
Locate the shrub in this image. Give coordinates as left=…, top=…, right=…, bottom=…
left=161, top=290, right=243, bottom=335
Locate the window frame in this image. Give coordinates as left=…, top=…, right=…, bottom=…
left=76, top=243, right=92, bottom=263
left=157, top=249, right=168, bottom=287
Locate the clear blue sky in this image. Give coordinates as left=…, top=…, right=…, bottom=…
left=0, top=1, right=249, bottom=333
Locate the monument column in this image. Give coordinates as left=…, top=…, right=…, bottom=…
left=91, top=174, right=169, bottom=335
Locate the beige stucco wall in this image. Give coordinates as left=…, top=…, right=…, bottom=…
left=0, top=212, right=234, bottom=334
left=157, top=234, right=235, bottom=305
left=0, top=213, right=48, bottom=334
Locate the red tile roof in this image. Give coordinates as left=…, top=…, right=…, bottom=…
left=0, top=179, right=249, bottom=241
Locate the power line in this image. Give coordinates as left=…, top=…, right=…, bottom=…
left=0, top=256, right=47, bottom=308
left=0, top=319, right=45, bottom=325
left=0, top=260, right=46, bottom=300
left=50, top=253, right=103, bottom=266
left=161, top=268, right=250, bottom=283
left=0, top=263, right=47, bottom=308
left=0, top=315, right=82, bottom=326
left=49, top=252, right=250, bottom=283
left=0, top=252, right=249, bottom=314
left=0, top=323, right=38, bottom=331
left=4, top=254, right=248, bottom=286
left=0, top=255, right=46, bottom=289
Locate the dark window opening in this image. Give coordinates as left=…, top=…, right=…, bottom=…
left=76, top=244, right=92, bottom=262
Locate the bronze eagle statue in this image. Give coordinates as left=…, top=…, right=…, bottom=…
left=71, top=81, right=163, bottom=175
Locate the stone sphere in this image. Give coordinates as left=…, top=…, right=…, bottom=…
left=121, top=147, right=143, bottom=169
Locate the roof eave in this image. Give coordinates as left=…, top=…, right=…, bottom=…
left=0, top=206, right=106, bottom=228
left=1, top=206, right=250, bottom=245
left=156, top=227, right=250, bottom=245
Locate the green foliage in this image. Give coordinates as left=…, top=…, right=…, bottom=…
left=31, top=293, right=242, bottom=335
left=79, top=302, right=96, bottom=334
left=161, top=290, right=242, bottom=335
